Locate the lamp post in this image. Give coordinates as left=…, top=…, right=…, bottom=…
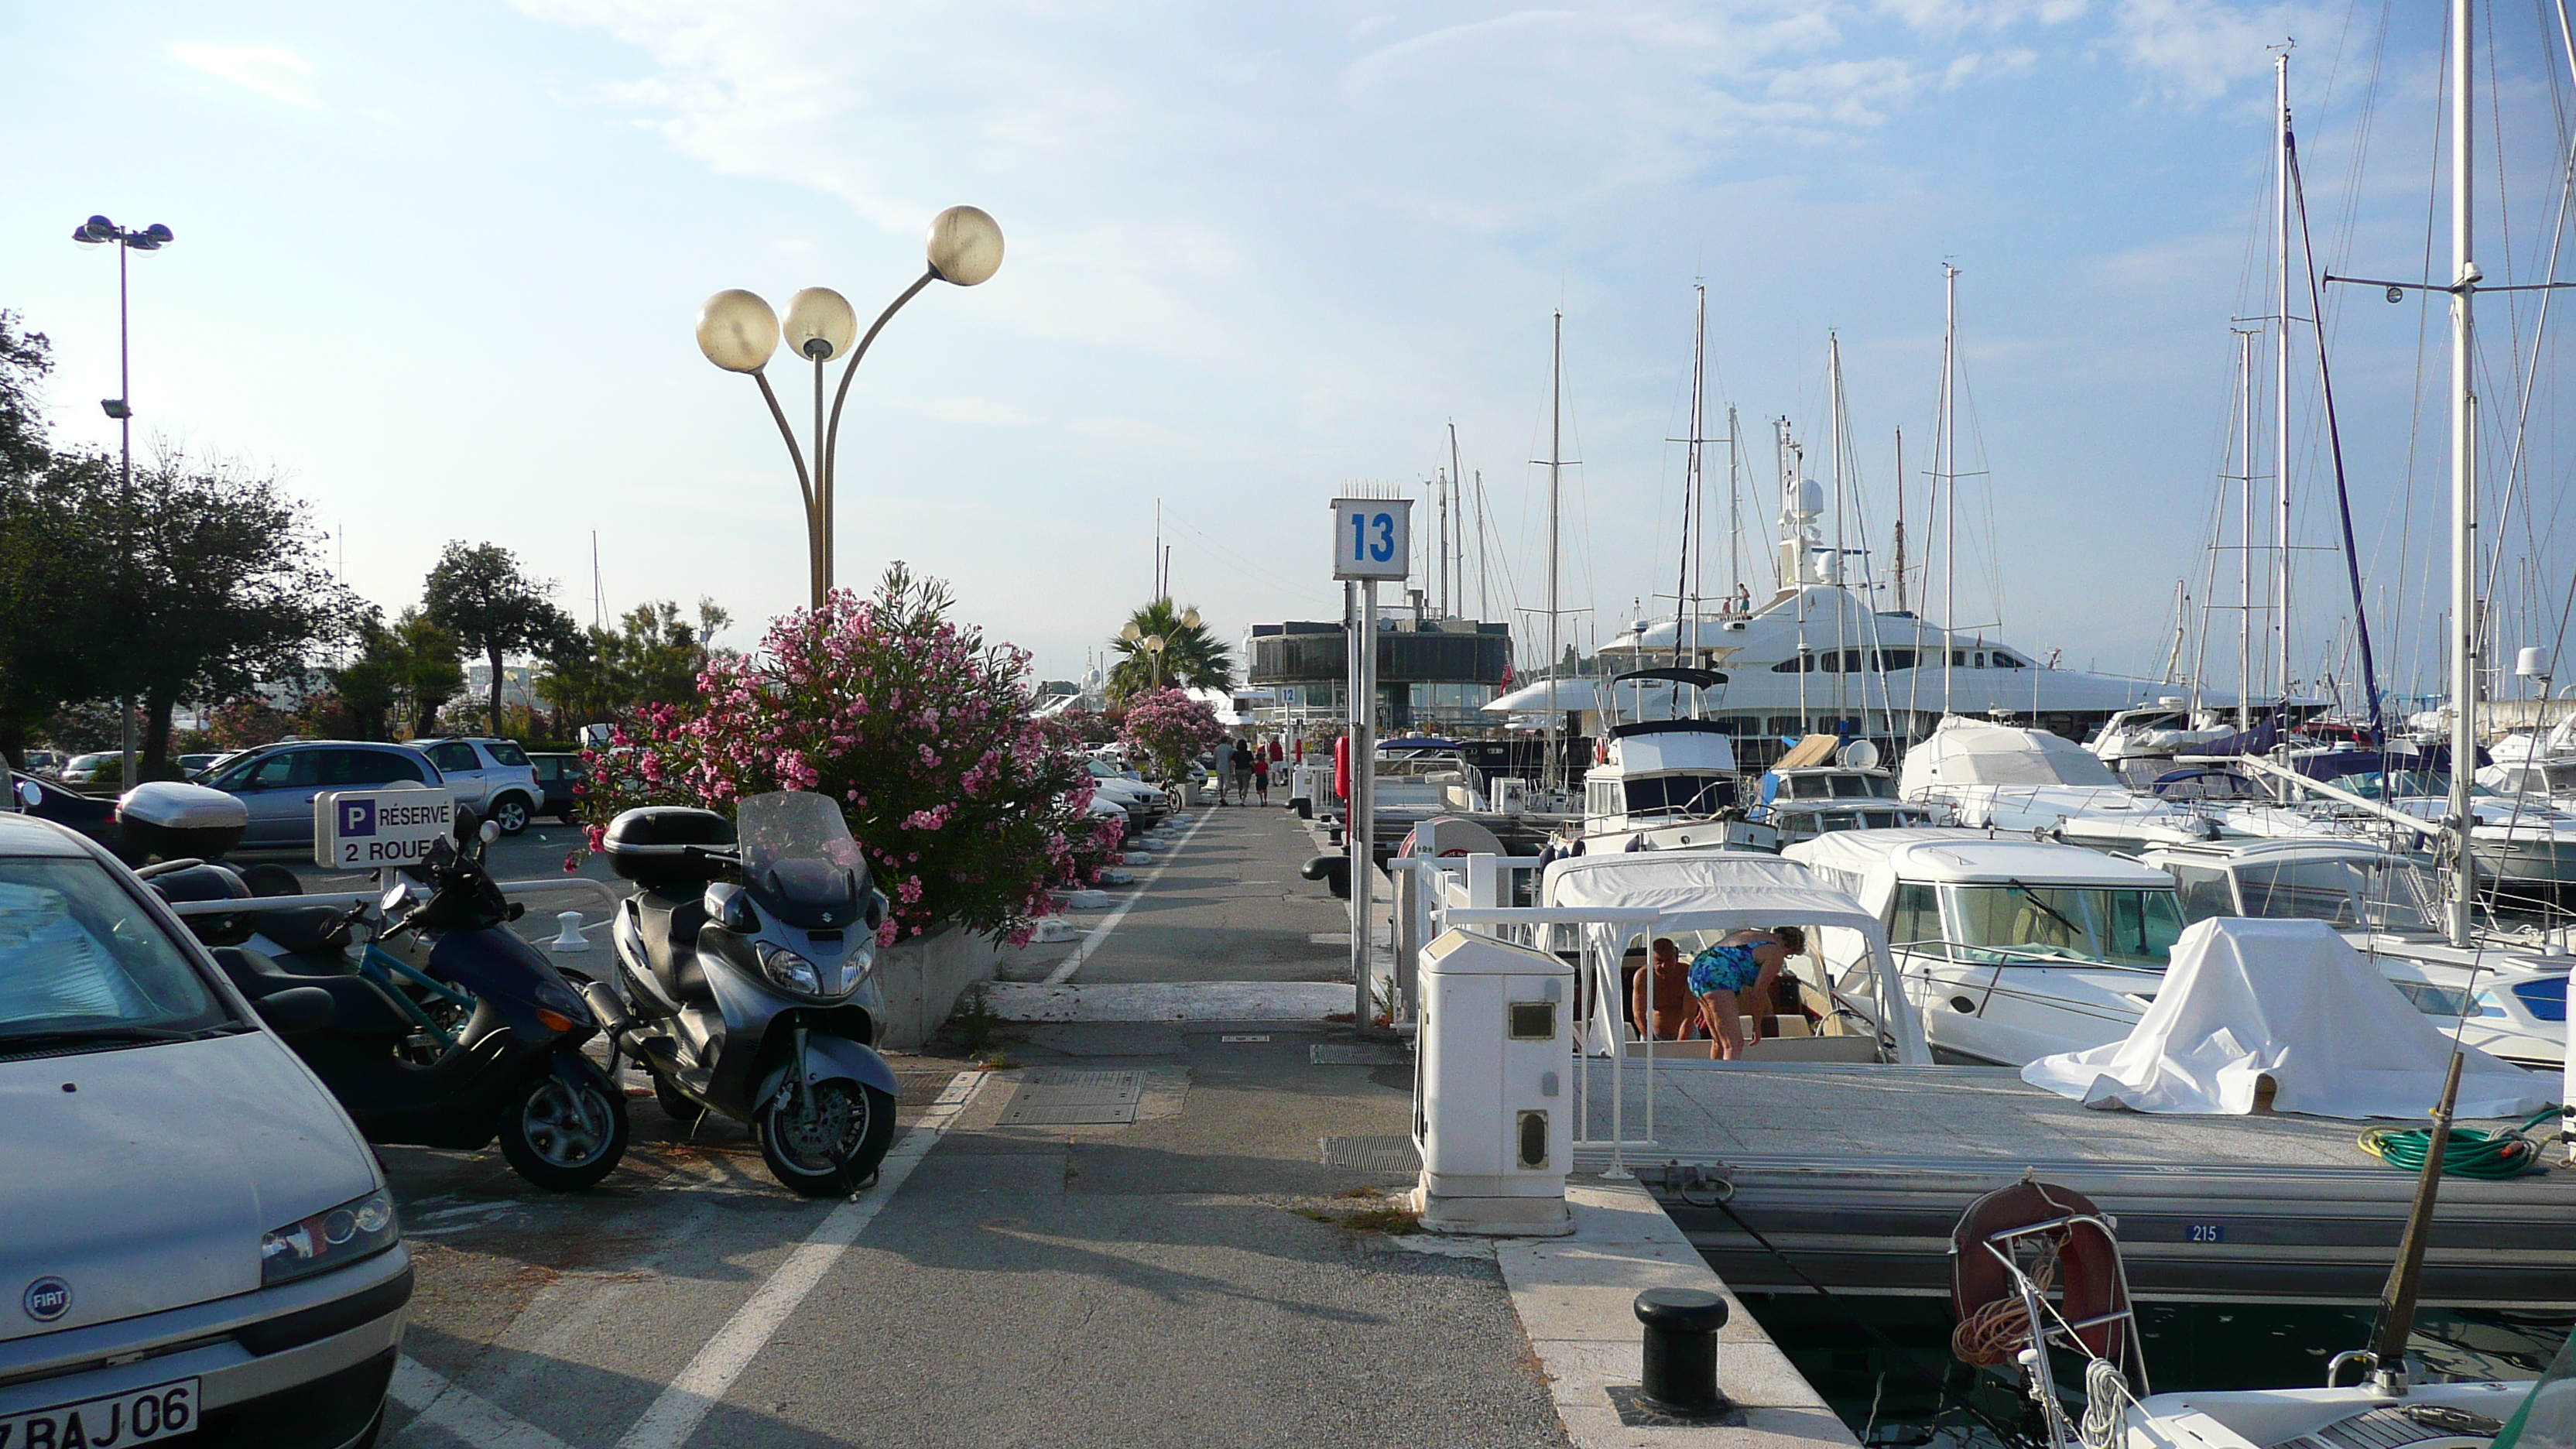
left=696, top=206, right=1003, bottom=611
left=72, top=214, right=175, bottom=792
left=1122, top=607, right=1200, bottom=690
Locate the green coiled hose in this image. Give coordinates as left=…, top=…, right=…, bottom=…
left=2357, top=1107, right=2561, bottom=1180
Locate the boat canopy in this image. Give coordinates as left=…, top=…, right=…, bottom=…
left=1902, top=722, right=2125, bottom=789
left=1608, top=666, right=1728, bottom=690
left=2022, top=917, right=2551, bottom=1118
left=1540, top=851, right=1930, bottom=1064
left=1784, top=827, right=2174, bottom=916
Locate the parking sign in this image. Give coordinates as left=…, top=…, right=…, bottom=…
left=314, top=787, right=456, bottom=870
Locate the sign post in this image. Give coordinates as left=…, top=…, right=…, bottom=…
left=1332, top=498, right=1411, bottom=1037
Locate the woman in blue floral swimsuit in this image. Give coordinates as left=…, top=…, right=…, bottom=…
left=1687, top=927, right=1805, bottom=1060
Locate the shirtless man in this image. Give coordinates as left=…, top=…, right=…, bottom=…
left=1629, top=937, right=1702, bottom=1042
left=1687, top=927, right=1805, bottom=1060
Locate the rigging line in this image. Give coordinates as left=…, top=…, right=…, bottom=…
left=2291, top=128, right=2391, bottom=740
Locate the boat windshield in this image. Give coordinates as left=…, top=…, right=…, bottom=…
left=1624, top=773, right=1728, bottom=817
left=735, top=791, right=867, bottom=875
left=1939, top=884, right=2185, bottom=968
left=2229, top=856, right=2441, bottom=933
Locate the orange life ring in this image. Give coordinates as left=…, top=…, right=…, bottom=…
left=1950, top=1180, right=2126, bottom=1362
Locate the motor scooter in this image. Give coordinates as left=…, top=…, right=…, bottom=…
left=147, top=810, right=630, bottom=1190
left=586, top=790, right=897, bottom=1196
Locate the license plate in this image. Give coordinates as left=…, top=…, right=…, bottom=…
left=1, top=1377, right=198, bottom=1446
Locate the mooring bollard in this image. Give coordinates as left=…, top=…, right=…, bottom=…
left=1633, top=1286, right=1729, bottom=1416
left=550, top=911, right=590, bottom=952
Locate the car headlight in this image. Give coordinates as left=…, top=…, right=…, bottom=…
left=262, top=1188, right=399, bottom=1286
left=756, top=943, right=823, bottom=995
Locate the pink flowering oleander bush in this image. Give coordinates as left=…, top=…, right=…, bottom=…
left=581, top=564, right=1126, bottom=947
left=1118, top=687, right=1228, bottom=779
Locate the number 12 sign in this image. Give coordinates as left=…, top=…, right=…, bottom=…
left=1331, top=498, right=1413, bottom=581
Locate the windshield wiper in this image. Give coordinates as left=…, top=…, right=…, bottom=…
left=2003, top=878, right=2087, bottom=941
left=0, top=1023, right=237, bottom=1052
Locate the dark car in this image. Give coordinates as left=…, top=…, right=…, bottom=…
left=527, top=752, right=587, bottom=823
left=9, top=771, right=132, bottom=862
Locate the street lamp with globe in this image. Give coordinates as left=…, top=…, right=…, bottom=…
left=1121, top=607, right=1201, bottom=690
left=695, top=205, right=1004, bottom=610
left=71, top=214, right=175, bottom=792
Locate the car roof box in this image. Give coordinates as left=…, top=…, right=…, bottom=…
left=604, top=805, right=735, bottom=886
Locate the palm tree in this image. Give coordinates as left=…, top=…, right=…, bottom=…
left=1107, top=598, right=1231, bottom=701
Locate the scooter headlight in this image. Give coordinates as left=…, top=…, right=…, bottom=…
left=755, top=943, right=824, bottom=996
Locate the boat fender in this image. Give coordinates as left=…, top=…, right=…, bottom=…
left=1949, top=1180, right=2126, bottom=1364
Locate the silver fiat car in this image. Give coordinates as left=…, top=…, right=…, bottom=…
left=0, top=807, right=409, bottom=1448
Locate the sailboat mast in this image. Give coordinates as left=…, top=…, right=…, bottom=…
left=2275, top=48, right=2295, bottom=727
left=1940, top=263, right=1958, bottom=718
left=2238, top=327, right=2256, bottom=732
left=1449, top=422, right=1468, bottom=615
left=1690, top=284, right=1708, bottom=653
left=1893, top=427, right=1907, bottom=615
left=1675, top=285, right=1708, bottom=665
left=2446, top=0, right=2480, bottom=947
left=1727, top=405, right=1743, bottom=605
left=1548, top=310, right=1564, bottom=796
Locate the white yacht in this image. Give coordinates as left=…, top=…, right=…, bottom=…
left=1750, top=735, right=1945, bottom=845
left=2087, top=699, right=2242, bottom=786
left=1486, top=454, right=2197, bottom=767
left=2136, top=838, right=2568, bottom=1070
left=1784, top=827, right=2189, bottom=1066
left=1899, top=718, right=2222, bottom=851
left=1576, top=667, right=1776, bottom=854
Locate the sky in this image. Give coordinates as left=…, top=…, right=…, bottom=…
left=5, top=2, right=2574, bottom=704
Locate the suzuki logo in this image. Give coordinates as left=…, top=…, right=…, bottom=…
left=22, top=1277, right=69, bottom=1322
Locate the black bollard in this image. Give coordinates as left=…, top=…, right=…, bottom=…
left=1634, top=1286, right=1730, bottom=1417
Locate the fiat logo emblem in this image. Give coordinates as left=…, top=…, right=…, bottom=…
left=22, top=1277, right=70, bottom=1322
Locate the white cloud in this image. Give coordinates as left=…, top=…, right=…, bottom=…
left=170, top=43, right=319, bottom=107
left=2110, top=0, right=2319, bottom=102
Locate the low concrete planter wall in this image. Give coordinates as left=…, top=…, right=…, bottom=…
left=872, top=926, right=1009, bottom=1051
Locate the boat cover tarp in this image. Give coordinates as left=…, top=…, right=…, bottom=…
left=2022, top=916, right=2553, bottom=1118
left=1541, top=851, right=1931, bottom=1064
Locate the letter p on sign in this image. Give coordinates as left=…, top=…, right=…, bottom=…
left=341, top=800, right=376, bottom=838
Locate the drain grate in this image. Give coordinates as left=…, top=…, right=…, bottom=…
left=1320, top=1134, right=1420, bottom=1175
left=997, top=1068, right=1146, bottom=1125
left=1311, top=1043, right=1410, bottom=1066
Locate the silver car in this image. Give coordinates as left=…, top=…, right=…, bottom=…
left=0, top=809, right=409, bottom=1447
left=409, top=738, right=544, bottom=836
left=196, top=742, right=447, bottom=852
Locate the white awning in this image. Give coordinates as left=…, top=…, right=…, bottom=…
left=1540, top=851, right=1931, bottom=1064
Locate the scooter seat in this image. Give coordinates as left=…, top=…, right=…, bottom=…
left=252, top=906, right=351, bottom=955
left=211, top=946, right=416, bottom=1039
left=635, top=888, right=714, bottom=1002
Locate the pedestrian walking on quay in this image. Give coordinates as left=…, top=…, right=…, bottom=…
left=1230, top=736, right=1255, bottom=805
left=1252, top=749, right=1270, bottom=807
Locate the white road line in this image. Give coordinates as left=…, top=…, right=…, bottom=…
left=611, top=1070, right=991, bottom=1449
left=392, top=1355, right=579, bottom=1449
left=1042, top=809, right=1214, bottom=985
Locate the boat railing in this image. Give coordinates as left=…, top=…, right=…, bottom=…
left=1437, top=896, right=1667, bottom=1177
left=1974, top=1214, right=2150, bottom=1449
left=1894, top=937, right=2169, bottom=975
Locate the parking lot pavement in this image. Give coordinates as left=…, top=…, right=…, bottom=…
left=382, top=1028, right=1565, bottom=1449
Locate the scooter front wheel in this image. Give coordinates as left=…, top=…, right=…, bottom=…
left=499, top=1064, right=630, bottom=1190
left=755, top=1079, right=896, bottom=1197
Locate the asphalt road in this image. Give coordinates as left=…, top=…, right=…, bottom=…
left=374, top=806, right=1569, bottom=1449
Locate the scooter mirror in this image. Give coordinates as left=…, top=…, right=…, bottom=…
left=380, top=878, right=413, bottom=914
left=13, top=779, right=37, bottom=810
left=480, top=820, right=501, bottom=845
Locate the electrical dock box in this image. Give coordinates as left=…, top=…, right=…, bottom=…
left=1410, top=927, right=1574, bottom=1235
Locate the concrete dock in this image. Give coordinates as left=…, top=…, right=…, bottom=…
left=1578, top=1060, right=2576, bottom=1307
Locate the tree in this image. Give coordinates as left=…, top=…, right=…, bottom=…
left=333, top=606, right=466, bottom=741
left=1106, top=598, right=1231, bottom=702
left=582, top=567, right=1122, bottom=946
left=423, top=542, right=577, bottom=737
left=0, top=315, right=88, bottom=766
left=1118, top=687, right=1228, bottom=779
left=0, top=311, right=55, bottom=481
left=536, top=597, right=730, bottom=733
left=33, top=452, right=355, bottom=774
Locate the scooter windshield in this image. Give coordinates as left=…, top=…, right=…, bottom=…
left=735, top=792, right=867, bottom=877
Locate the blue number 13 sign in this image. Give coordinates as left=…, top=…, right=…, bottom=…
left=1330, top=498, right=1413, bottom=581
